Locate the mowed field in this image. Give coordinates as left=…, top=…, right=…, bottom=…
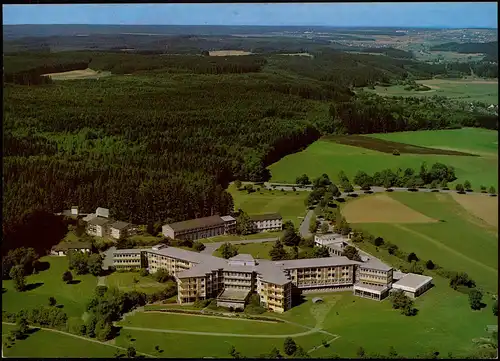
left=350, top=192, right=498, bottom=293
left=104, top=272, right=169, bottom=294
left=43, top=68, right=112, bottom=80
left=268, top=128, right=498, bottom=189
left=364, top=78, right=498, bottom=104
left=1, top=324, right=117, bottom=358
left=2, top=256, right=97, bottom=318
left=229, top=183, right=308, bottom=227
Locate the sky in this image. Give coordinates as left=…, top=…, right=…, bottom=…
left=2, top=3, right=498, bottom=28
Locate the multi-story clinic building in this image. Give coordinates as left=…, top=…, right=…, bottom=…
left=113, top=243, right=431, bottom=313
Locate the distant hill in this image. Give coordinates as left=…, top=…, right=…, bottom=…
left=430, top=41, right=498, bottom=59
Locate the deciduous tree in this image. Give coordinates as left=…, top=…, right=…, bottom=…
left=10, top=265, right=26, bottom=292
left=468, top=289, right=483, bottom=310
left=62, top=270, right=73, bottom=284
left=284, top=337, right=297, bottom=356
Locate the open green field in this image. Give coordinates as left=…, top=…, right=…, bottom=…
left=118, top=312, right=308, bottom=335
left=268, top=129, right=498, bottom=189
left=2, top=324, right=117, bottom=358
left=104, top=272, right=169, bottom=294
left=353, top=192, right=498, bottom=293
left=2, top=256, right=97, bottom=318
left=229, top=183, right=308, bottom=227
left=369, top=127, right=498, bottom=156
left=114, top=328, right=325, bottom=358
left=364, top=78, right=498, bottom=104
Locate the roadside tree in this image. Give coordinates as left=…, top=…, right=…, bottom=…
left=88, top=253, right=103, bottom=276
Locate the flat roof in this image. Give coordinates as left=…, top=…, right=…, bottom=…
left=110, top=221, right=131, bottom=230
left=218, top=288, right=250, bottom=301
left=221, top=215, right=236, bottom=222
left=354, top=283, right=390, bottom=294
left=361, top=258, right=393, bottom=272
left=276, top=256, right=361, bottom=269
left=88, top=216, right=112, bottom=226
left=166, top=215, right=225, bottom=232
left=249, top=213, right=282, bottom=221
left=52, top=241, right=91, bottom=251
left=82, top=214, right=97, bottom=222
left=392, top=273, right=433, bottom=292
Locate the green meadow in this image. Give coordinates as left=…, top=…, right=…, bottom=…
left=365, top=79, right=498, bottom=104
left=229, top=183, right=309, bottom=227
left=268, top=129, right=498, bottom=189
left=2, top=256, right=97, bottom=318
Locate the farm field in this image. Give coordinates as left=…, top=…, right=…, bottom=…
left=117, top=311, right=308, bottom=335
left=268, top=133, right=498, bottom=189
left=209, top=50, right=253, bottom=56
left=364, top=78, right=498, bottom=104
left=43, top=68, right=112, bottom=80
left=369, top=128, right=498, bottom=156
left=2, top=256, right=97, bottom=318
left=103, top=272, right=170, bottom=294
left=1, top=324, right=117, bottom=358
left=352, top=192, right=498, bottom=293
left=228, top=183, right=309, bottom=227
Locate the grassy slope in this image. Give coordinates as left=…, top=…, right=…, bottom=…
left=369, top=128, right=498, bottom=156
left=1, top=324, right=117, bottom=358
left=306, top=283, right=496, bottom=358
left=212, top=241, right=303, bottom=260
left=2, top=256, right=97, bottom=318
left=268, top=131, right=498, bottom=189
left=229, top=184, right=308, bottom=227
left=104, top=272, right=169, bottom=294
left=117, top=312, right=307, bottom=335
left=354, top=192, right=498, bottom=293
left=203, top=231, right=283, bottom=243
left=365, top=80, right=498, bottom=104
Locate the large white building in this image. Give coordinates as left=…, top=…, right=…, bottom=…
left=249, top=213, right=283, bottom=232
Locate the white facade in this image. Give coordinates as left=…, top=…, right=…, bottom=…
left=314, top=234, right=337, bottom=246
left=251, top=218, right=282, bottom=232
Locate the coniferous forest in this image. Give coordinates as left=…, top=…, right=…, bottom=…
left=3, top=49, right=498, bottom=253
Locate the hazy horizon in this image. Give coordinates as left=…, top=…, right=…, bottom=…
left=3, top=3, right=498, bottom=28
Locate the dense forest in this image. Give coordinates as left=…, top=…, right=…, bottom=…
left=3, top=49, right=498, bottom=253
left=430, top=41, right=498, bottom=59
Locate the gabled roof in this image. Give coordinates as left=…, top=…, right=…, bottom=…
left=249, top=213, right=282, bottom=222
left=229, top=254, right=254, bottom=262
left=165, top=215, right=225, bottom=232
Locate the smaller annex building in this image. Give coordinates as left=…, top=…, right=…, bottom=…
left=51, top=241, right=92, bottom=256
left=391, top=273, right=433, bottom=299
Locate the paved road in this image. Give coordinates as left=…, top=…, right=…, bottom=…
left=118, top=325, right=320, bottom=338
left=200, top=238, right=279, bottom=255
left=299, top=209, right=315, bottom=238
left=2, top=322, right=156, bottom=358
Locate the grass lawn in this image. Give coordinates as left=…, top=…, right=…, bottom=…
left=304, top=282, right=496, bottom=358
left=114, top=329, right=325, bottom=358
left=203, top=231, right=283, bottom=243
left=369, top=128, right=498, bottom=157
left=268, top=133, right=498, bottom=189
left=212, top=241, right=308, bottom=260
left=364, top=79, right=498, bottom=104
left=229, top=183, right=309, bottom=227
left=353, top=192, right=498, bottom=293
left=2, top=256, right=97, bottom=318
left=2, top=324, right=117, bottom=358
left=104, top=271, right=169, bottom=294
left=117, top=311, right=308, bottom=335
